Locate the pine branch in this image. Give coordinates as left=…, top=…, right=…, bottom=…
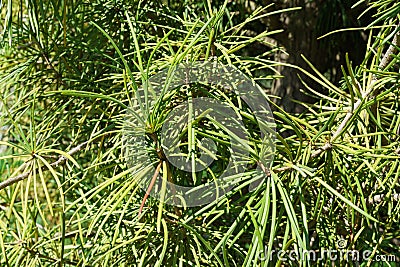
left=311, top=23, right=400, bottom=158
left=0, top=141, right=89, bottom=191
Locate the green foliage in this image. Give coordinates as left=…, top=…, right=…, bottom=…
left=0, top=0, right=399, bottom=266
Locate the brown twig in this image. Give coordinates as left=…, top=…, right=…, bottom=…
left=310, top=23, right=400, bottom=159
left=263, top=27, right=400, bottom=171
left=0, top=141, right=89, bottom=191
left=142, top=132, right=181, bottom=217
left=378, top=24, right=400, bottom=70
left=138, top=160, right=162, bottom=217
left=266, top=24, right=400, bottom=169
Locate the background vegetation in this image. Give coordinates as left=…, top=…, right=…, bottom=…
left=0, top=0, right=399, bottom=266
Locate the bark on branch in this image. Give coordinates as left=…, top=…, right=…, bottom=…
left=0, top=141, right=89, bottom=191
left=311, top=23, right=400, bottom=158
